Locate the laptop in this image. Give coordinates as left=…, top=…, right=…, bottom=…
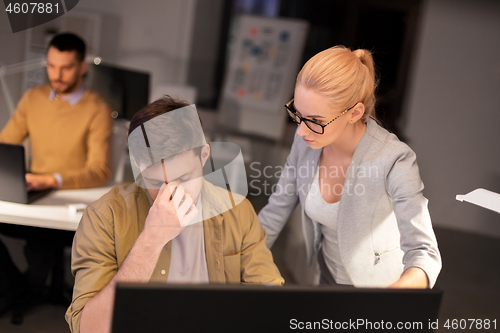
left=112, top=283, right=443, bottom=333
left=0, top=142, right=52, bottom=204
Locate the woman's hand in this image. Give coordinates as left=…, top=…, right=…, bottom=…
left=388, top=267, right=429, bottom=289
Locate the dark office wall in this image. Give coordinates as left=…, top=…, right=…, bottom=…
left=278, top=0, right=421, bottom=138
left=187, top=0, right=225, bottom=106
left=405, top=0, right=500, bottom=238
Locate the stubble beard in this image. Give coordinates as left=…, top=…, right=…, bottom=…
left=50, top=78, right=79, bottom=95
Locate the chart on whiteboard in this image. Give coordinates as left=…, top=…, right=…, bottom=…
left=223, top=15, right=308, bottom=112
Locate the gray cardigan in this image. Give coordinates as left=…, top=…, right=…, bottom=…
left=258, top=118, right=442, bottom=287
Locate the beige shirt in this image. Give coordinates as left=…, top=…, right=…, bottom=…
left=167, top=194, right=209, bottom=283
left=66, top=180, right=284, bottom=333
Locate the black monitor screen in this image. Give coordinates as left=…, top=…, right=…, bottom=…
left=88, top=63, right=150, bottom=120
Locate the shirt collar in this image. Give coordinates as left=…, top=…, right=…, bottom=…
left=48, top=85, right=86, bottom=106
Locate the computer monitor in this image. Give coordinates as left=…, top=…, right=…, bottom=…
left=111, top=283, right=443, bottom=333
left=88, top=63, right=150, bottom=120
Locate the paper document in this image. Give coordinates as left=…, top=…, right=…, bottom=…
left=456, top=188, right=500, bottom=214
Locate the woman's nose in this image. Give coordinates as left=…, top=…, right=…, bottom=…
left=296, top=121, right=310, bottom=137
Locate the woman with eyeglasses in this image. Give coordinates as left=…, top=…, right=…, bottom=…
left=258, top=46, right=441, bottom=288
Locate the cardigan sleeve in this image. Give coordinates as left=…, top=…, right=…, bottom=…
left=258, top=133, right=301, bottom=248
left=385, top=143, right=442, bottom=288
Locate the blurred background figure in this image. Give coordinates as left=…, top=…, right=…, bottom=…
left=0, top=32, right=112, bottom=324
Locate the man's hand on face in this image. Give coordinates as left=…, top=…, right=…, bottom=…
left=25, top=173, right=58, bottom=191
left=143, top=181, right=198, bottom=247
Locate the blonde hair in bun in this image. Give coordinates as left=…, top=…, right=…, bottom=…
left=296, top=45, right=377, bottom=121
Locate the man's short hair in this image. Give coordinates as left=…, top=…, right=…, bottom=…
left=48, top=33, right=86, bottom=62
left=128, top=96, right=205, bottom=172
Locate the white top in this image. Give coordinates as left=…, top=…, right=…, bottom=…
left=304, top=167, right=352, bottom=285
left=167, top=194, right=209, bottom=283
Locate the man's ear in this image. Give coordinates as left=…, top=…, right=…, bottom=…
left=80, top=59, right=88, bottom=76
left=200, top=144, right=210, bottom=167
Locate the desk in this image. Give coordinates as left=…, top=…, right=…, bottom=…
left=0, top=186, right=114, bottom=231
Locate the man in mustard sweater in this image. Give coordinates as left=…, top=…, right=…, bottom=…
left=0, top=33, right=112, bottom=189
left=0, top=33, right=112, bottom=323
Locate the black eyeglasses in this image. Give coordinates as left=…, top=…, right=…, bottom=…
left=285, top=99, right=357, bottom=134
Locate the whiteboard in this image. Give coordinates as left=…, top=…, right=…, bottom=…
left=218, top=15, right=309, bottom=140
